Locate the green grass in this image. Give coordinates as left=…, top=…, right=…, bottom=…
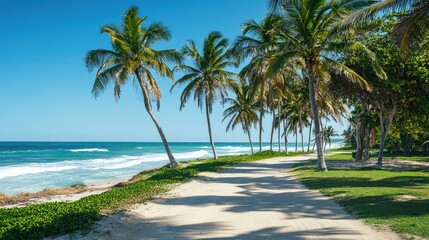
left=326, top=151, right=429, bottom=163
left=325, top=153, right=353, bottom=161
left=0, top=151, right=298, bottom=240
left=329, top=145, right=354, bottom=152
left=383, top=153, right=429, bottom=163
left=293, top=158, right=429, bottom=238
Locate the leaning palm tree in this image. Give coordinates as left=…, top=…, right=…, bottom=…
left=85, top=6, right=179, bottom=168
left=340, top=0, right=429, bottom=52
left=268, top=0, right=386, bottom=171
left=172, top=31, right=236, bottom=160
left=223, top=80, right=259, bottom=154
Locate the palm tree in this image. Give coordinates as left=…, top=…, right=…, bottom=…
left=85, top=6, right=179, bottom=168
left=172, top=31, right=236, bottom=160
left=268, top=0, right=385, bottom=171
left=340, top=0, right=429, bottom=52
left=324, top=126, right=339, bottom=151
left=283, top=97, right=310, bottom=153
left=232, top=15, right=282, bottom=152
left=223, top=80, right=259, bottom=154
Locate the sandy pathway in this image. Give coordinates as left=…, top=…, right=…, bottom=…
left=65, top=154, right=398, bottom=240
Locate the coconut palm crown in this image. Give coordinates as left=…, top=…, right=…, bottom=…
left=85, top=6, right=180, bottom=167
left=223, top=79, right=260, bottom=154
left=267, top=0, right=386, bottom=171
left=339, top=0, right=429, bottom=52
left=172, top=31, right=237, bottom=160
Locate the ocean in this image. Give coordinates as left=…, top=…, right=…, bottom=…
left=0, top=140, right=343, bottom=195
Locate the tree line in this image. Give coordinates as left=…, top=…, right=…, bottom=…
left=85, top=0, right=429, bottom=171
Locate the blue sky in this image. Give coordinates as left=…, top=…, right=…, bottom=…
left=0, top=0, right=347, bottom=142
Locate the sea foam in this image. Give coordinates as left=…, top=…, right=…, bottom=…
left=0, top=165, right=78, bottom=179
left=0, top=150, right=212, bottom=179
left=68, top=148, right=109, bottom=152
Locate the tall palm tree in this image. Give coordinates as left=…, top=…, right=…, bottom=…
left=268, top=0, right=385, bottom=171
left=340, top=0, right=429, bottom=52
left=223, top=80, right=260, bottom=154
left=172, top=31, right=236, bottom=160
left=232, top=15, right=282, bottom=152
left=85, top=6, right=179, bottom=168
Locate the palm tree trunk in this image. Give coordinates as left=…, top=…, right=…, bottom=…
left=205, top=96, right=217, bottom=160
left=378, top=131, right=386, bottom=165
left=324, top=138, right=328, bottom=152
left=247, top=129, right=254, bottom=155
left=259, top=84, right=265, bottom=152
left=307, top=62, right=327, bottom=171
left=295, top=128, right=298, bottom=153
left=355, top=121, right=363, bottom=161
left=283, top=119, right=288, bottom=155
left=135, top=70, right=178, bottom=168
left=320, top=117, right=324, bottom=152
left=299, top=112, right=304, bottom=152
left=404, top=132, right=409, bottom=155
left=377, top=105, right=396, bottom=166
left=278, top=102, right=281, bottom=152
left=307, top=118, right=313, bottom=152
left=363, top=125, right=371, bottom=161
left=270, top=109, right=275, bottom=151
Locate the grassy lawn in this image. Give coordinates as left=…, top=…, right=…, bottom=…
left=0, top=151, right=296, bottom=240
left=293, top=157, right=429, bottom=238
left=325, top=153, right=353, bottom=161
left=329, top=145, right=354, bottom=152
left=326, top=151, right=429, bottom=163
left=383, top=153, right=429, bottom=163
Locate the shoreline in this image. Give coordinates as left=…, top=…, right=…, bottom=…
left=0, top=178, right=129, bottom=208
left=0, top=148, right=348, bottom=208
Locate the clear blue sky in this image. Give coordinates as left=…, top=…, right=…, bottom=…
left=0, top=0, right=347, bottom=142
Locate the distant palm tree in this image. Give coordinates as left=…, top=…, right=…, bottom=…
left=85, top=6, right=180, bottom=168
left=340, top=0, right=429, bottom=52
left=324, top=126, right=339, bottom=151
left=268, top=0, right=385, bottom=171
left=283, top=98, right=310, bottom=153
left=223, top=80, right=259, bottom=154
left=172, top=31, right=236, bottom=160
left=232, top=15, right=282, bottom=152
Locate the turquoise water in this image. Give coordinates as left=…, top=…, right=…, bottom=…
left=0, top=140, right=343, bottom=194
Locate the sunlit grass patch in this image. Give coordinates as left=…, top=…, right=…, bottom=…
left=293, top=159, right=429, bottom=238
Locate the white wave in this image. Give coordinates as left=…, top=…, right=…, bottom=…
left=68, top=148, right=109, bottom=152
left=0, top=164, right=78, bottom=179
left=325, top=141, right=345, bottom=150
left=136, top=147, right=143, bottom=150
left=101, top=150, right=211, bottom=169
left=216, top=146, right=252, bottom=153
left=0, top=150, right=213, bottom=178
left=1, top=149, right=56, bottom=154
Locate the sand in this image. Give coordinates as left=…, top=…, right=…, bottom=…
left=1, top=182, right=120, bottom=209
left=53, top=154, right=399, bottom=240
